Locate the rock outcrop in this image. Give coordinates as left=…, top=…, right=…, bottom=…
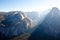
left=0, top=11, right=32, bottom=40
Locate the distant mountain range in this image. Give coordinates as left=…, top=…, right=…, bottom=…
left=25, top=12, right=40, bottom=23
left=28, top=7, right=60, bottom=40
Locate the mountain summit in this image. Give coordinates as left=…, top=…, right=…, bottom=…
left=51, top=7, right=59, bottom=11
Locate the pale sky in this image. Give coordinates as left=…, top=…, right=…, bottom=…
left=0, top=0, right=60, bottom=12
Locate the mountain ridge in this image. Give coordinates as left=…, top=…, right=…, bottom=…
left=28, top=7, right=60, bottom=40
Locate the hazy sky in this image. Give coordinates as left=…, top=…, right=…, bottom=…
left=0, top=0, right=60, bottom=12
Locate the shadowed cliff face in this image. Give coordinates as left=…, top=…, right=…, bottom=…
left=0, top=11, right=32, bottom=40
left=28, top=7, right=60, bottom=40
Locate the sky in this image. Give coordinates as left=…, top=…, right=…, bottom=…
left=0, top=0, right=60, bottom=12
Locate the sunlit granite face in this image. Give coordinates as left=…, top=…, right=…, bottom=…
left=0, top=11, right=32, bottom=39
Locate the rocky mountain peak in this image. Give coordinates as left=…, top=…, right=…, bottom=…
left=51, top=7, right=59, bottom=13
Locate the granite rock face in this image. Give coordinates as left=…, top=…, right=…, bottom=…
left=0, top=11, right=32, bottom=39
